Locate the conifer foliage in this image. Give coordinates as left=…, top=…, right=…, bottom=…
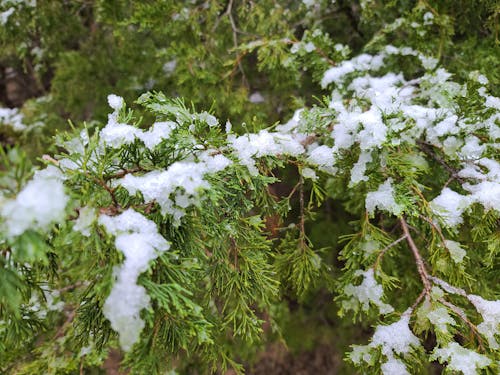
left=0, top=1, right=499, bottom=374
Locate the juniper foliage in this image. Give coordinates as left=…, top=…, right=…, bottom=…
left=0, top=1, right=499, bottom=374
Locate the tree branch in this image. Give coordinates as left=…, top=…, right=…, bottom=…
left=400, top=217, right=432, bottom=293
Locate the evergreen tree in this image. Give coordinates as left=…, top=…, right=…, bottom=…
left=1, top=1, right=499, bottom=374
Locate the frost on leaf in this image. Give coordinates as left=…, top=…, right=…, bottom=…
left=98, top=209, right=170, bottom=351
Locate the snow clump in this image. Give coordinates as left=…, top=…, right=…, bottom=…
left=98, top=209, right=170, bottom=351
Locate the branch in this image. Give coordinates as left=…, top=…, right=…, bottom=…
left=417, top=141, right=465, bottom=184
left=439, top=298, right=485, bottom=351
left=400, top=217, right=432, bottom=293
left=298, top=175, right=306, bottom=249
left=373, top=234, right=408, bottom=271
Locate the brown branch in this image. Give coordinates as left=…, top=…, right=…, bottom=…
left=104, top=166, right=144, bottom=181
left=410, top=289, right=428, bottom=312
left=417, top=141, right=465, bottom=184
left=400, top=217, right=432, bottom=293
left=439, top=298, right=485, bottom=351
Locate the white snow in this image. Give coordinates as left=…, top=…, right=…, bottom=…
left=343, top=269, right=394, bottom=314
left=100, top=122, right=140, bottom=148
left=117, top=154, right=231, bottom=224
left=0, top=107, right=27, bottom=131
left=369, top=313, right=421, bottom=375
left=229, top=130, right=304, bottom=175
left=307, top=144, right=336, bottom=171
left=1, top=167, right=68, bottom=237
left=365, top=178, right=403, bottom=216
left=0, top=7, right=14, bottom=25
left=430, top=188, right=472, bottom=227
left=350, top=150, right=372, bottom=185
left=137, top=121, right=177, bottom=149
left=467, top=295, right=500, bottom=349
left=464, top=181, right=500, bottom=213
left=249, top=92, right=265, bottom=103
left=107, top=94, right=124, bottom=111
left=301, top=167, right=318, bottom=180
left=99, top=209, right=170, bottom=351
left=427, top=306, right=456, bottom=333
left=371, top=313, right=421, bottom=356
left=350, top=344, right=372, bottom=365
left=444, top=240, right=467, bottom=263
left=381, top=356, right=410, bottom=375
left=73, top=206, right=96, bottom=237
left=431, top=342, right=491, bottom=375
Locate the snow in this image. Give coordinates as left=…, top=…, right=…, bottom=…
left=100, top=123, right=140, bottom=148
left=98, top=209, right=170, bottom=351
left=371, top=313, right=421, bottom=356
left=137, top=121, right=177, bottom=149
left=101, top=96, right=178, bottom=150
left=301, top=167, right=317, bottom=180
left=464, top=181, right=500, bottom=213
left=343, top=269, right=394, bottom=315
left=350, top=344, right=372, bottom=365
left=444, top=240, right=467, bottom=263
left=0, top=7, right=14, bottom=25
left=162, top=59, right=177, bottom=75
left=73, top=206, right=96, bottom=237
left=117, top=154, right=231, bottom=224
left=249, top=92, right=265, bottom=103
left=365, top=178, right=403, bottom=216
left=229, top=130, right=304, bottom=175
left=307, top=145, right=335, bottom=169
left=467, top=295, right=500, bottom=349
left=381, top=356, right=410, bottom=375
left=1, top=167, right=68, bottom=237
left=431, top=342, right=491, bottom=375
left=0, top=107, right=27, bottom=131
left=369, top=313, right=421, bottom=375
left=427, top=306, right=456, bottom=333
left=107, top=94, right=124, bottom=111
left=430, top=188, right=472, bottom=227
left=350, top=150, right=372, bottom=185
left=357, top=109, right=387, bottom=150
left=460, top=136, right=485, bottom=160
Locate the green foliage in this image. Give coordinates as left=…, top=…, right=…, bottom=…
left=1, top=1, right=499, bottom=374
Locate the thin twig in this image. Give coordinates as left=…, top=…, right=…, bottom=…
left=439, top=298, right=485, bottom=351
left=298, top=175, right=306, bottom=249
left=226, top=0, right=248, bottom=87
left=374, top=234, right=408, bottom=270
left=417, top=141, right=465, bottom=184
left=418, top=214, right=447, bottom=244
left=410, top=289, right=428, bottom=312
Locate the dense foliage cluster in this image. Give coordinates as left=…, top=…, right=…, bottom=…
left=1, top=1, right=499, bottom=374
